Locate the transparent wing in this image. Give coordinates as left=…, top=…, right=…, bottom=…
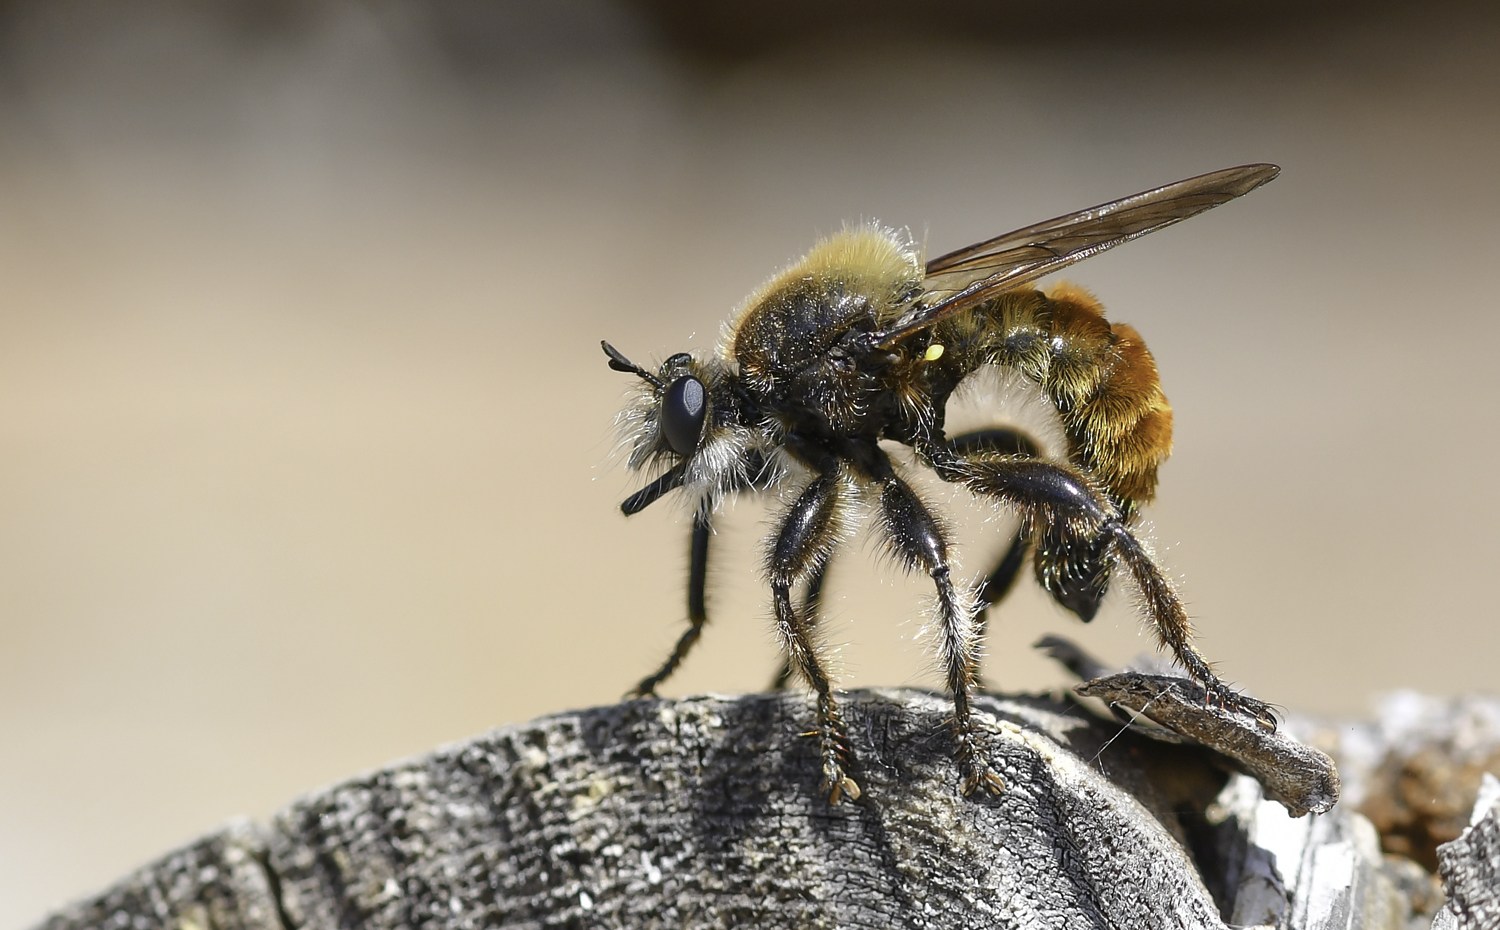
left=876, top=164, right=1279, bottom=347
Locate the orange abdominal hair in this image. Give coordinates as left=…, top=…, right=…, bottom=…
left=933, top=281, right=1172, bottom=509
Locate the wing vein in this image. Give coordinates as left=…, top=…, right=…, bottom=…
left=876, top=163, right=1278, bottom=348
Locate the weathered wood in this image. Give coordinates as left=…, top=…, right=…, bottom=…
left=1432, top=774, right=1500, bottom=930
left=30, top=686, right=1495, bottom=930
left=35, top=689, right=1235, bottom=929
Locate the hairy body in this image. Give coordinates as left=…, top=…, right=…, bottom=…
left=606, top=165, right=1280, bottom=801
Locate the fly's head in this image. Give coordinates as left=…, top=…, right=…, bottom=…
left=602, top=341, right=762, bottom=515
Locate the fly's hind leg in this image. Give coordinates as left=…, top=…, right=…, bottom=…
left=933, top=449, right=1278, bottom=731
left=1105, top=524, right=1277, bottom=727
left=949, top=429, right=1043, bottom=628
left=948, top=428, right=1108, bottom=628
left=628, top=504, right=711, bottom=698
left=769, top=472, right=859, bottom=803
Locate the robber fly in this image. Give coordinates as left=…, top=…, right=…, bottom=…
left=603, top=164, right=1280, bottom=803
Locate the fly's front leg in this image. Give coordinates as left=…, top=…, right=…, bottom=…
left=769, top=472, right=859, bottom=803
left=770, top=561, right=826, bottom=692
left=876, top=473, right=1004, bottom=796
left=629, top=505, right=711, bottom=698
left=934, top=450, right=1278, bottom=731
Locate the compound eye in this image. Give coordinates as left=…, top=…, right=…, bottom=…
left=662, top=376, right=707, bottom=456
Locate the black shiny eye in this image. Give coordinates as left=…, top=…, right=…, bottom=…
left=662, top=376, right=707, bottom=456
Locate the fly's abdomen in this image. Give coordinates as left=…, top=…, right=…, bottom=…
left=949, top=283, right=1173, bottom=509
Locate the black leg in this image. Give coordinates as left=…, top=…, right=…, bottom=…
left=947, top=427, right=1039, bottom=623
left=946, top=427, right=1109, bottom=624
left=768, top=472, right=859, bottom=803
left=946, top=428, right=1034, bottom=692
left=629, top=504, right=712, bottom=697
left=770, top=560, right=826, bottom=691
left=1104, top=523, right=1274, bottom=726
left=933, top=449, right=1278, bottom=730
left=1033, top=521, right=1111, bottom=623
left=948, top=427, right=1043, bottom=460
left=874, top=470, right=1004, bottom=796
left=975, top=528, right=1028, bottom=621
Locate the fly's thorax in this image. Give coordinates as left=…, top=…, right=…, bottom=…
left=732, top=277, right=875, bottom=394
left=722, top=225, right=922, bottom=395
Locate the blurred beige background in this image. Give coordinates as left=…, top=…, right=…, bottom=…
left=1, top=0, right=1497, bottom=924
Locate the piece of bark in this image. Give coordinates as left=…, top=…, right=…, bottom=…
left=32, top=820, right=286, bottom=930
left=1075, top=672, right=1342, bottom=817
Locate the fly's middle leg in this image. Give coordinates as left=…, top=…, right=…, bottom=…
left=768, top=472, right=860, bottom=803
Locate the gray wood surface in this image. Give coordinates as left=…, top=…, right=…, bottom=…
left=29, top=686, right=1489, bottom=930
left=1432, top=774, right=1500, bottom=930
